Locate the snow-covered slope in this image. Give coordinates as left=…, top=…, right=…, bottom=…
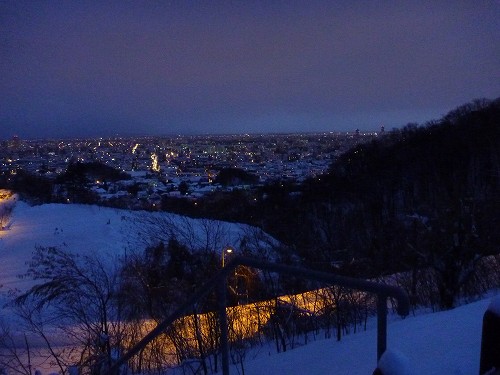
left=1, top=202, right=125, bottom=291
left=235, top=297, right=491, bottom=375
left=0, top=201, right=275, bottom=294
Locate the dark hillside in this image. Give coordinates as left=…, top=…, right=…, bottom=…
left=294, top=98, right=499, bottom=265
left=269, top=98, right=499, bottom=309
left=328, top=98, right=499, bottom=209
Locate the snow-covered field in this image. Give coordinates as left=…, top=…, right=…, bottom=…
left=0, top=200, right=496, bottom=374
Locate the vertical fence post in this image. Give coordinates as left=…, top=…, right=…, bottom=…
left=218, top=274, right=230, bottom=375
left=377, top=295, right=387, bottom=361
left=479, top=298, right=500, bottom=375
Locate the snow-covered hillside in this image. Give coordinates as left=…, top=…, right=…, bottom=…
left=0, top=200, right=495, bottom=375
left=0, top=200, right=276, bottom=296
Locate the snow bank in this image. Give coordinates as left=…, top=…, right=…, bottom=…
left=376, top=350, right=414, bottom=375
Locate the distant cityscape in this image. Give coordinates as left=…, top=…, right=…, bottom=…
left=1, top=130, right=382, bottom=207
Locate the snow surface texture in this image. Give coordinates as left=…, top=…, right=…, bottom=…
left=0, top=201, right=495, bottom=374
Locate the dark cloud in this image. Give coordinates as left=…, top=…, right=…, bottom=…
left=1, top=1, right=499, bottom=139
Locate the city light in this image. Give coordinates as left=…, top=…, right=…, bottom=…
left=0, top=132, right=378, bottom=208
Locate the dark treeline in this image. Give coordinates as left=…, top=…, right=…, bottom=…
left=293, top=98, right=500, bottom=267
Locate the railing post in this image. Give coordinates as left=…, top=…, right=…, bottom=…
left=376, top=295, right=387, bottom=361
left=479, top=298, right=500, bottom=375
left=218, top=274, right=230, bottom=375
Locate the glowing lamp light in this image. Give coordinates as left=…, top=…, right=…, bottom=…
left=222, top=247, right=234, bottom=267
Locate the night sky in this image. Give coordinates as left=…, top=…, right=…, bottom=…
left=1, top=1, right=499, bottom=140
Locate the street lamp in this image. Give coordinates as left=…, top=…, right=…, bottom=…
left=222, top=247, right=233, bottom=267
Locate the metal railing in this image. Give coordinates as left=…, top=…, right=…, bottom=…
left=108, top=256, right=410, bottom=375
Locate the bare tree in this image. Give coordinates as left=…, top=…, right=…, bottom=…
left=0, top=320, right=32, bottom=375
left=15, top=246, right=126, bottom=374
left=125, top=212, right=233, bottom=255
